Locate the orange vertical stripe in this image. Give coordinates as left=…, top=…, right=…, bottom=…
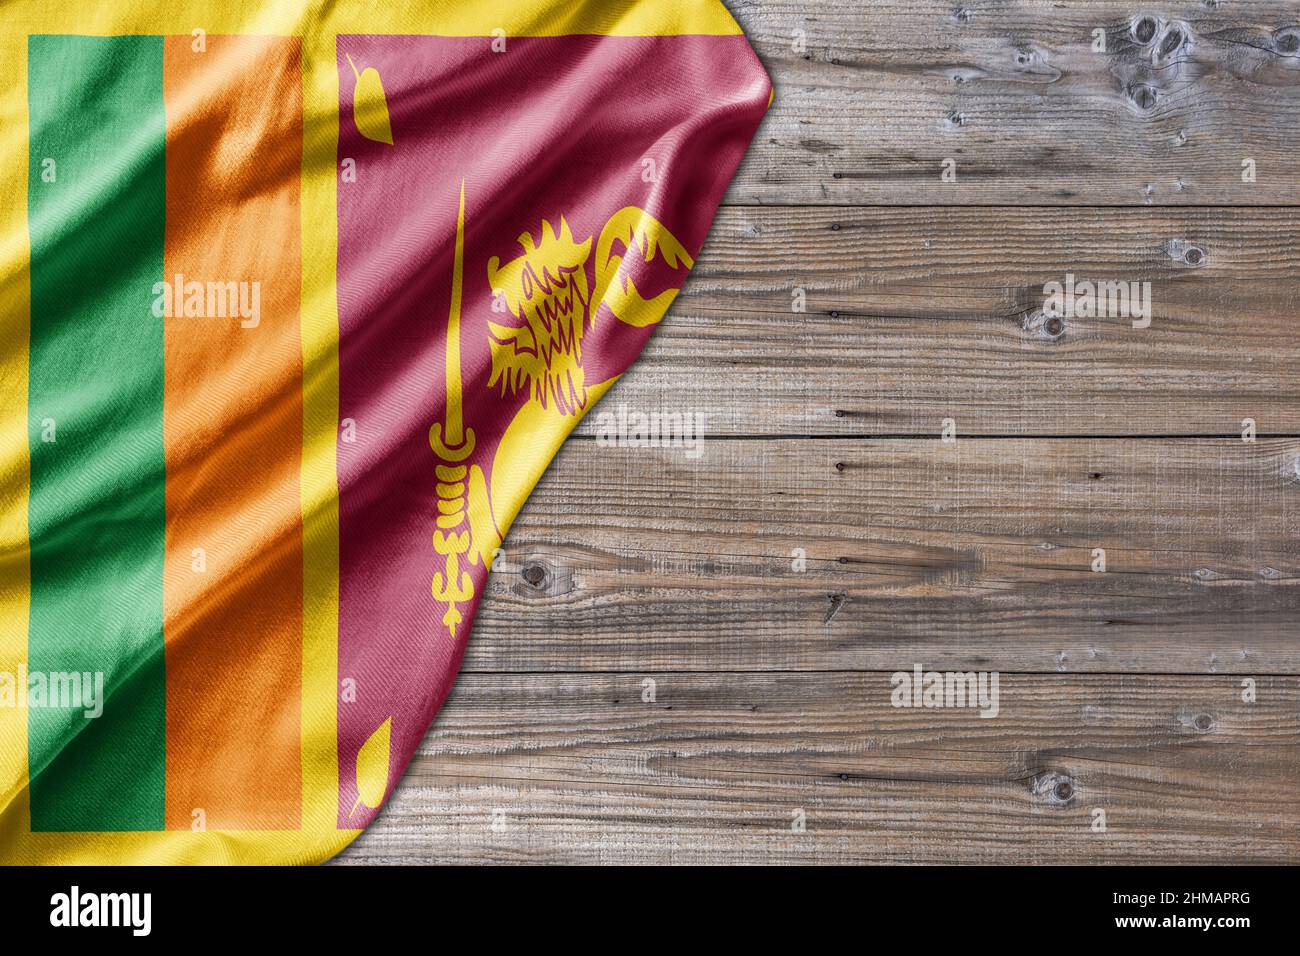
left=162, top=35, right=304, bottom=830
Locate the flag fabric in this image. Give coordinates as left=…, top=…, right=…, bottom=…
left=0, top=0, right=769, bottom=864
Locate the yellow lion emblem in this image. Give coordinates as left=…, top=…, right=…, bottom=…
left=429, top=186, right=693, bottom=637
left=486, top=207, right=694, bottom=415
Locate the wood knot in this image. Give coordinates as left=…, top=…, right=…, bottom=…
left=1192, top=713, right=1216, bottom=733
left=952, top=6, right=973, bottom=23
left=1274, top=30, right=1300, bottom=55
left=1010, top=43, right=1056, bottom=77
left=1129, top=83, right=1158, bottom=110
left=1157, top=26, right=1186, bottom=60
left=1031, top=770, right=1078, bottom=806
left=1131, top=15, right=1160, bottom=45
left=947, top=110, right=966, bottom=128
left=1145, top=19, right=1194, bottom=67
left=514, top=557, right=573, bottom=598
left=1022, top=307, right=1065, bottom=341
left=1165, top=239, right=1206, bottom=267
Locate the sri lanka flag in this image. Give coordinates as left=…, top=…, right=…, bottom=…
left=0, top=1, right=769, bottom=863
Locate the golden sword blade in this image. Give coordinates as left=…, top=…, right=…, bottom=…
left=430, top=179, right=474, bottom=463
left=444, top=180, right=466, bottom=447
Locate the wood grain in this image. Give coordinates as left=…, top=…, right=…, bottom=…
left=340, top=672, right=1300, bottom=864
left=575, top=205, right=1300, bottom=437
left=725, top=0, right=1300, bottom=205
left=354, top=0, right=1300, bottom=864
left=461, top=437, right=1300, bottom=674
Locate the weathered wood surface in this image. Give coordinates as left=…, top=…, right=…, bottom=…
left=726, top=0, right=1300, bottom=205
left=345, top=0, right=1300, bottom=864
left=343, top=673, right=1300, bottom=864
left=458, top=437, right=1300, bottom=674
left=574, top=205, right=1300, bottom=436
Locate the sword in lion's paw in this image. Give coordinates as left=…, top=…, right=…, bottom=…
left=429, top=180, right=501, bottom=639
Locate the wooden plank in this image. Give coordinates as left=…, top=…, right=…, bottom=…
left=575, top=205, right=1300, bottom=437
left=339, top=672, right=1300, bottom=864
left=462, top=437, right=1300, bottom=674
left=723, top=0, right=1300, bottom=205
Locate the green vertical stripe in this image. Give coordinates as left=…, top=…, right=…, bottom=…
left=27, top=35, right=166, bottom=831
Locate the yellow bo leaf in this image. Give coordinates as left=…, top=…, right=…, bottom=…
left=352, top=717, right=393, bottom=816
left=346, top=53, right=394, bottom=145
